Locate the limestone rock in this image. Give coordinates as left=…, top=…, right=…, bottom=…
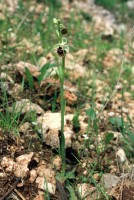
left=101, top=173, right=120, bottom=189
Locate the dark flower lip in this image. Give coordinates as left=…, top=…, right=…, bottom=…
left=57, top=47, right=66, bottom=56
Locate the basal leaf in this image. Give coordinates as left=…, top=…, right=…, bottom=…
left=105, top=132, right=114, bottom=144
left=38, top=63, right=56, bottom=83
left=85, top=108, right=96, bottom=120
left=25, top=67, right=34, bottom=89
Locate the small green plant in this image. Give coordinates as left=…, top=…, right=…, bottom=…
left=25, top=67, right=34, bottom=89
left=0, top=100, right=22, bottom=136
left=25, top=62, right=57, bottom=89
left=80, top=11, right=92, bottom=22
left=109, top=116, right=134, bottom=150
left=53, top=18, right=69, bottom=181
left=72, top=111, right=80, bottom=132
left=95, top=0, right=116, bottom=10
left=43, top=176, right=50, bottom=200
left=46, top=0, right=62, bottom=8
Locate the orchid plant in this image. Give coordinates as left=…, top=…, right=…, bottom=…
left=53, top=18, right=69, bottom=180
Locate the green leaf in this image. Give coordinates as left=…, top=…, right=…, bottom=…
left=109, top=117, right=123, bottom=128
left=127, top=131, right=134, bottom=145
left=38, top=63, right=55, bottom=83
left=0, top=112, right=5, bottom=121
left=105, top=132, right=114, bottom=144
left=56, top=172, right=64, bottom=182
left=73, top=112, right=80, bottom=132
left=25, top=67, right=34, bottom=89
left=65, top=168, right=76, bottom=180
left=85, top=108, right=96, bottom=120
left=56, top=169, right=75, bottom=182
left=66, top=184, right=77, bottom=200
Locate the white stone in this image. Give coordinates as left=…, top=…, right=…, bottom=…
left=36, top=177, right=56, bottom=195
left=101, top=174, right=120, bottom=189
left=126, top=0, right=134, bottom=9
left=108, top=112, right=115, bottom=117
left=14, top=152, right=33, bottom=178
left=116, top=148, right=127, bottom=163
left=9, top=99, right=44, bottom=114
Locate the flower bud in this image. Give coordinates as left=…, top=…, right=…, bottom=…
left=61, top=28, right=68, bottom=35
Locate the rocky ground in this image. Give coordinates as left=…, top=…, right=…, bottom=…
left=0, top=0, right=134, bottom=199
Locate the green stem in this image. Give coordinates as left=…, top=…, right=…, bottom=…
left=60, top=55, right=66, bottom=178
left=58, top=21, right=62, bottom=43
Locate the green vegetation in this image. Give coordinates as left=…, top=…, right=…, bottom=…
left=53, top=18, right=69, bottom=180
left=95, top=0, right=134, bottom=24
left=0, top=0, right=134, bottom=199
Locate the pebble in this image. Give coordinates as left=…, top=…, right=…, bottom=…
left=108, top=112, right=115, bottom=117
left=122, top=107, right=129, bottom=113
